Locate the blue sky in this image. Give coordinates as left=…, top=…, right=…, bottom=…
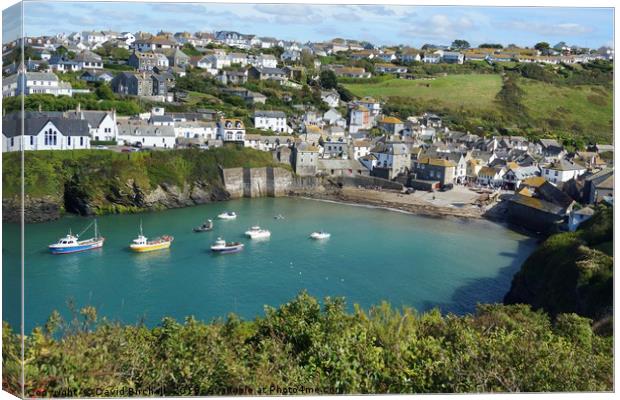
left=3, top=2, right=614, bottom=48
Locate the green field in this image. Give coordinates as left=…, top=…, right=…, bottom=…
left=344, top=74, right=503, bottom=111
left=344, top=74, right=613, bottom=142
left=518, top=80, right=613, bottom=136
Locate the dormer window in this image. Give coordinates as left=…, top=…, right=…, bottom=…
left=235, top=122, right=242, bottom=128
left=225, top=121, right=232, bottom=128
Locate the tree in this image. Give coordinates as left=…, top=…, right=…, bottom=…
left=451, top=39, right=470, bottom=50
left=95, top=84, right=115, bottom=100
left=534, top=42, right=551, bottom=52
left=319, top=69, right=338, bottom=89
left=478, top=43, right=503, bottom=49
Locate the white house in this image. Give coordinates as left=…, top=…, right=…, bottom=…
left=541, top=159, right=587, bottom=185
left=65, top=108, right=118, bottom=142
left=477, top=166, right=506, bottom=187
left=2, top=72, right=73, bottom=98
left=321, top=90, right=340, bottom=108
left=217, top=118, right=246, bottom=142
left=197, top=54, right=230, bottom=72
left=74, top=50, right=103, bottom=70
left=352, top=140, right=371, bottom=160
left=281, top=50, right=301, bottom=62
left=173, top=121, right=217, bottom=140
left=2, top=113, right=91, bottom=152
left=227, top=52, right=248, bottom=66
left=323, top=108, right=345, bottom=126
left=116, top=120, right=176, bottom=148
left=258, top=54, right=277, bottom=68
left=82, top=31, right=106, bottom=44
left=254, top=110, right=290, bottom=133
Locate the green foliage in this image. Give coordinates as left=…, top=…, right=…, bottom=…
left=182, top=43, right=203, bottom=57
left=534, top=42, right=550, bottom=52
left=2, top=293, right=612, bottom=396
left=319, top=69, right=338, bottom=89
left=2, top=147, right=288, bottom=214
left=102, top=63, right=134, bottom=71
left=2, top=94, right=142, bottom=116
left=95, top=84, right=115, bottom=100
left=505, top=207, right=613, bottom=321
left=451, top=39, right=470, bottom=50
left=479, top=43, right=503, bottom=49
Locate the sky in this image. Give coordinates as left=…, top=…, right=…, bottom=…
left=2, top=2, right=615, bottom=49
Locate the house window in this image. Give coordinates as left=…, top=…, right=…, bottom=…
left=68, top=136, right=71, bottom=145
left=80, top=137, right=83, bottom=146
left=554, top=171, right=558, bottom=177
left=44, top=129, right=57, bottom=146
left=30, top=136, right=34, bottom=146
left=10, top=137, right=14, bottom=147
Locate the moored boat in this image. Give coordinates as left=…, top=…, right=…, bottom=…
left=218, top=211, right=237, bottom=220
left=245, top=226, right=271, bottom=239
left=130, top=222, right=173, bottom=252
left=274, top=214, right=285, bottom=220
left=310, top=231, right=331, bottom=240
left=210, top=237, right=244, bottom=254
left=193, top=219, right=214, bottom=232
left=49, top=220, right=105, bottom=255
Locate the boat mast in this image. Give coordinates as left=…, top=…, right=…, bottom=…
left=139, top=219, right=143, bottom=236
left=94, top=219, right=98, bottom=239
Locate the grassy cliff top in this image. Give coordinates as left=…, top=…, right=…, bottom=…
left=2, top=146, right=289, bottom=199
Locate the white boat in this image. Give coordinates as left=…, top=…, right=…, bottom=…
left=210, top=237, right=244, bottom=254
left=218, top=211, right=237, bottom=220
left=48, top=220, right=105, bottom=254
left=245, top=226, right=271, bottom=239
left=310, top=231, right=331, bottom=240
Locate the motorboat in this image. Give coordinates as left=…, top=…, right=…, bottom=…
left=244, top=226, right=271, bottom=239
left=193, top=219, right=213, bottom=232
left=49, top=220, right=104, bottom=254
left=218, top=211, right=237, bottom=220
left=310, top=231, right=331, bottom=240
left=129, top=221, right=173, bottom=252
left=210, top=237, right=244, bottom=254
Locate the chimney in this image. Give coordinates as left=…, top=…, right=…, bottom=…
left=76, top=102, right=81, bottom=112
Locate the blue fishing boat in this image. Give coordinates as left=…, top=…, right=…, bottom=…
left=49, top=220, right=105, bottom=255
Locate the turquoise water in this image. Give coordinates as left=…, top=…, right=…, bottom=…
left=3, top=197, right=537, bottom=333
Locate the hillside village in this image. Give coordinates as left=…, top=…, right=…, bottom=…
left=1, top=29, right=614, bottom=234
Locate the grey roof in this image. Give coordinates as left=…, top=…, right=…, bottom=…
left=74, top=50, right=102, bottom=62
left=318, top=159, right=365, bottom=170
left=117, top=122, right=175, bottom=137
left=65, top=110, right=111, bottom=128
left=150, top=115, right=174, bottom=123
left=509, top=165, right=541, bottom=180
left=3, top=72, right=59, bottom=85
left=254, top=110, right=286, bottom=118
left=2, top=115, right=90, bottom=138
left=544, top=159, right=585, bottom=171
left=255, top=67, right=286, bottom=75
left=538, top=138, right=563, bottom=149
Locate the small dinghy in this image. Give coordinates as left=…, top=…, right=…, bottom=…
left=193, top=219, right=213, bottom=232
left=49, top=220, right=104, bottom=254
left=310, top=231, right=331, bottom=240
left=210, top=237, right=244, bottom=254
left=218, top=211, right=237, bottom=220
left=274, top=214, right=285, bottom=220
left=245, top=226, right=271, bottom=239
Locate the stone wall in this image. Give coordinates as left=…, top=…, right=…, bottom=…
left=330, top=175, right=403, bottom=191
left=221, top=167, right=320, bottom=199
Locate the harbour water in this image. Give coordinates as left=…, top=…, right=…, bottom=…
left=3, top=197, right=537, bottom=333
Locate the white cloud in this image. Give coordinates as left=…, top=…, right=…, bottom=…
left=402, top=13, right=479, bottom=42
left=506, top=20, right=593, bottom=36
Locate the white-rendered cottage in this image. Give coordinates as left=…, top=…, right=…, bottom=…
left=541, top=159, right=587, bottom=184
left=2, top=72, right=73, bottom=98
left=2, top=112, right=91, bottom=152
left=253, top=110, right=290, bottom=133
left=116, top=120, right=176, bottom=148
left=217, top=118, right=246, bottom=142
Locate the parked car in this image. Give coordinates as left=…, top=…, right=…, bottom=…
left=440, top=183, right=454, bottom=192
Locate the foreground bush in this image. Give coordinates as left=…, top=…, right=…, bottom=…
left=2, top=293, right=612, bottom=396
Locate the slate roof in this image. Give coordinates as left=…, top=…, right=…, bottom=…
left=2, top=115, right=90, bottom=137
left=254, top=110, right=286, bottom=118
left=509, top=193, right=565, bottom=215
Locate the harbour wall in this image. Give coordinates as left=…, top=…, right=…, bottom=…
left=221, top=167, right=321, bottom=199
